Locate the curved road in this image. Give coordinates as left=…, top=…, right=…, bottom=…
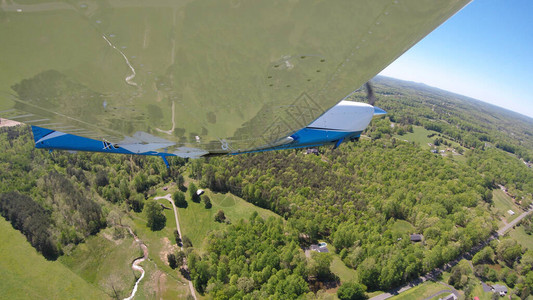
left=155, top=194, right=197, bottom=300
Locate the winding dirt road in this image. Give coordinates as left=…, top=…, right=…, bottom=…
left=155, top=194, right=197, bottom=300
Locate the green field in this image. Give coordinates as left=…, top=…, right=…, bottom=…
left=389, top=281, right=452, bottom=300
left=0, top=217, right=107, bottom=300
left=492, top=189, right=521, bottom=224
left=394, top=126, right=435, bottom=147
left=391, top=219, right=415, bottom=235
left=169, top=187, right=280, bottom=251
left=510, top=225, right=533, bottom=250
left=59, top=228, right=141, bottom=299
left=394, top=126, right=465, bottom=160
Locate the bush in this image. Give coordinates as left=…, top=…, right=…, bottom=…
left=182, top=235, right=193, bottom=248
left=337, top=282, right=367, bottom=300
left=202, top=195, right=212, bottom=209
left=168, top=253, right=177, bottom=269
left=215, top=210, right=226, bottom=223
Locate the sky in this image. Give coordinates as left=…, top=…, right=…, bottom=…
left=379, top=0, right=533, bottom=118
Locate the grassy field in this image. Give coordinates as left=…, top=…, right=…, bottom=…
left=492, top=189, right=521, bottom=224
left=59, top=228, right=141, bottom=299
left=510, top=225, right=533, bottom=250
left=0, top=217, right=108, bottom=299
left=325, top=244, right=358, bottom=284
left=394, top=126, right=465, bottom=161
left=389, top=281, right=451, bottom=300
left=391, top=219, right=414, bottom=235
left=395, top=126, right=435, bottom=147
left=168, top=187, right=280, bottom=251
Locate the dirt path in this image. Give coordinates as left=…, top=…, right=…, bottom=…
left=155, top=194, right=197, bottom=300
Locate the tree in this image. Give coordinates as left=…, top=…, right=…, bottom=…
left=173, top=191, right=187, bottom=208
left=168, top=253, right=178, bottom=269
left=174, top=230, right=181, bottom=245
left=215, top=210, right=226, bottom=223
left=202, top=195, right=212, bottom=209
left=176, top=250, right=186, bottom=267
left=189, top=182, right=199, bottom=202
left=182, top=235, right=193, bottom=248
left=496, top=239, right=522, bottom=266
left=128, top=193, right=145, bottom=212
left=144, top=200, right=166, bottom=231
left=337, top=282, right=368, bottom=300
left=310, top=252, right=333, bottom=280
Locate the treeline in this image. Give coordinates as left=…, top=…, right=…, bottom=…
left=189, top=139, right=496, bottom=290
left=0, top=191, right=59, bottom=259
left=0, top=125, right=185, bottom=259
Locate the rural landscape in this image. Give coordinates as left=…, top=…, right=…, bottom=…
left=2, top=76, right=533, bottom=299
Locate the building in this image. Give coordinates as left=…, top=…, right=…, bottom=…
left=492, top=284, right=507, bottom=296
left=410, top=234, right=423, bottom=242
left=310, top=243, right=329, bottom=253
left=196, top=189, right=205, bottom=196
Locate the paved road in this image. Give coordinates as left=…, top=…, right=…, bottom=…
left=497, top=207, right=533, bottom=235
left=155, top=194, right=197, bottom=300
left=370, top=207, right=533, bottom=300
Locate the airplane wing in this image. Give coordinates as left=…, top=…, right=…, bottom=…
left=0, top=0, right=470, bottom=158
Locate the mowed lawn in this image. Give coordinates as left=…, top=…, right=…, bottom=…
left=492, top=189, right=521, bottom=224
left=394, top=126, right=436, bottom=148
left=389, top=281, right=452, bottom=300
left=0, top=217, right=107, bottom=300
left=510, top=225, right=533, bottom=250
left=175, top=188, right=280, bottom=251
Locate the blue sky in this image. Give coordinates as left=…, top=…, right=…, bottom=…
left=379, top=0, right=533, bottom=118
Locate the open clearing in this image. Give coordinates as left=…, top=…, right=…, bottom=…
left=0, top=217, right=107, bottom=299
left=492, top=189, right=521, bottom=224
left=388, top=281, right=449, bottom=300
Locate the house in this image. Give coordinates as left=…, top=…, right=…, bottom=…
left=491, top=284, right=507, bottom=296
left=431, top=149, right=438, bottom=153
left=196, top=189, right=205, bottom=196
left=410, top=234, right=423, bottom=242
left=310, top=243, right=329, bottom=253
left=440, top=294, right=457, bottom=300
left=508, top=210, right=515, bottom=216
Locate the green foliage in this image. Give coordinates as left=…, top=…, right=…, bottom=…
left=189, top=182, right=199, bottom=202
left=144, top=200, right=166, bottom=231
left=337, top=282, right=368, bottom=300
left=128, top=193, right=145, bottom=212
left=168, top=253, right=177, bottom=269
left=0, top=191, right=59, bottom=260
left=215, top=210, right=226, bottom=223
left=496, top=239, right=522, bottom=266
left=472, top=246, right=495, bottom=265
left=173, top=191, right=187, bottom=208
left=202, top=195, right=212, bottom=209
left=182, top=235, right=193, bottom=248
left=310, top=252, right=334, bottom=280
left=188, top=214, right=309, bottom=298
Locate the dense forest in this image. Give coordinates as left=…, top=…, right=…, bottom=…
left=1, top=76, right=533, bottom=298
